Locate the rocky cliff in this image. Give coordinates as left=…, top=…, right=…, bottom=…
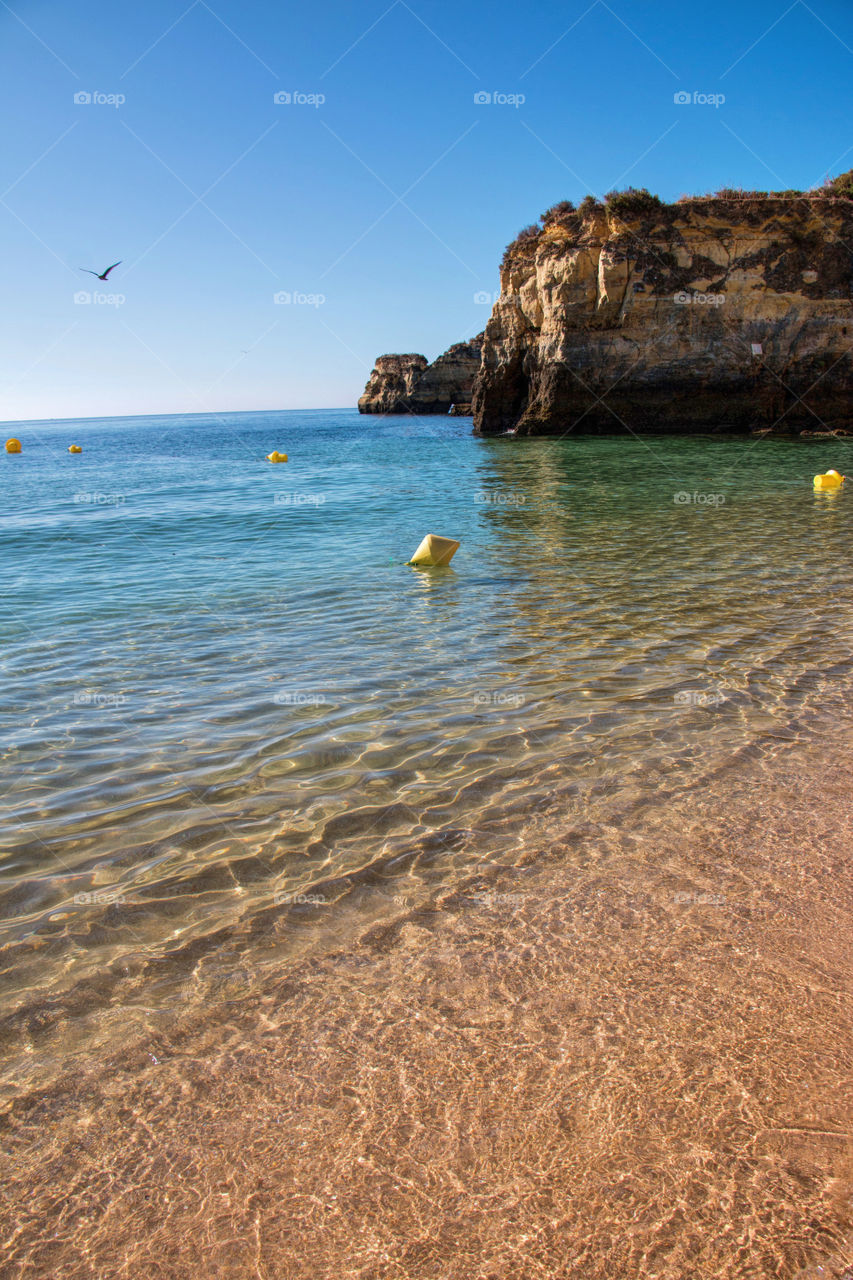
left=359, top=336, right=483, bottom=415
left=357, top=354, right=428, bottom=415
left=473, top=193, right=853, bottom=436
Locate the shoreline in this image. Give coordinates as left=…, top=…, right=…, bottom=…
left=3, top=715, right=852, bottom=1278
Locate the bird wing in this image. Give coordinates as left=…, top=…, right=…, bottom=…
left=102, top=261, right=122, bottom=278
left=80, top=268, right=100, bottom=276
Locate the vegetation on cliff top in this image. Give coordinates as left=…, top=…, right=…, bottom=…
left=502, top=171, right=853, bottom=266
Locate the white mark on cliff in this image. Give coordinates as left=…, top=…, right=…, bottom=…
left=674, top=291, right=726, bottom=307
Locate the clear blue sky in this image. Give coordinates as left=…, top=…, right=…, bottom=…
left=2, top=0, right=852, bottom=421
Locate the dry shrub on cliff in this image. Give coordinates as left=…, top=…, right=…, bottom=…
left=501, top=223, right=541, bottom=267
left=502, top=173, right=853, bottom=267
left=713, top=187, right=768, bottom=200
left=577, top=195, right=604, bottom=217
left=814, top=168, right=853, bottom=198
left=540, top=200, right=576, bottom=225
left=604, top=187, right=663, bottom=218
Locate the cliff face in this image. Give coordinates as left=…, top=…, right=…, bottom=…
left=359, top=336, right=483, bottom=414
left=358, top=354, right=428, bottom=415
left=473, top=199, right=853, bottom=435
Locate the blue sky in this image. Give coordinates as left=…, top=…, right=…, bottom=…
left=1, top=0, right=852, bottom=421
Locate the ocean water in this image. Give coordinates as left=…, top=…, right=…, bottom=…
left=2, top=407, right=853, bottom=1105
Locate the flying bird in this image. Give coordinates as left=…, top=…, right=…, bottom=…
left=80, top=261, right=122, bottom=281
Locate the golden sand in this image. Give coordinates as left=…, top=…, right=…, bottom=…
left=2, top=732, right=852, bottom=1279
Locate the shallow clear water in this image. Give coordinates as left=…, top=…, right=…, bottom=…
left=2, top=408, right=853, bottom=1099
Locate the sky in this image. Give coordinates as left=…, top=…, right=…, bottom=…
left=1, top=0, right=852, bottom=422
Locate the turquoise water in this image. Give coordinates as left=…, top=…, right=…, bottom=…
left=2, top=408, right=853, bottom=1094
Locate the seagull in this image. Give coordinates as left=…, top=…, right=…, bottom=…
left=80, top=261, right=122, bottom=281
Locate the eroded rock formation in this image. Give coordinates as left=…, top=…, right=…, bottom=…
left=472, top=197, right=853, bottom=435
left=357, top=354, right=428, bottom=415
left=359, top=337, right=483, bottom=415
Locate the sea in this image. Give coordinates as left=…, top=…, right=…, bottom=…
left=2, top=409, right=852, bottom=1278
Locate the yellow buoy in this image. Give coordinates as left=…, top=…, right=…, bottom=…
left=408, top=533, right=460, bottom=567
left=266, top=451, right=288, bottom=463
left=5, top=438, right=21, bottom=454
left=68, top=445, right=82, bottom=454
left=814, top=469, right=845, bottom=489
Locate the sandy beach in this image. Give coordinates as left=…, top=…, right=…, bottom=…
left=3, top=704, right=852, bottom=1280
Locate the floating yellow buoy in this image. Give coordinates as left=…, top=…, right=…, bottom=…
left=5, top=438, right=21, bottom=454
left=68, top=445, right=82, bottom=454
left=266, top=451, right=288, bottom=463
left=814, top=469, right=845, bottom=489
left=408, top=533, right=460, bottom=567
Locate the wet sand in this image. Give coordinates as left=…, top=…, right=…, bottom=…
left=2, top=724, right=853, bottom=1279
